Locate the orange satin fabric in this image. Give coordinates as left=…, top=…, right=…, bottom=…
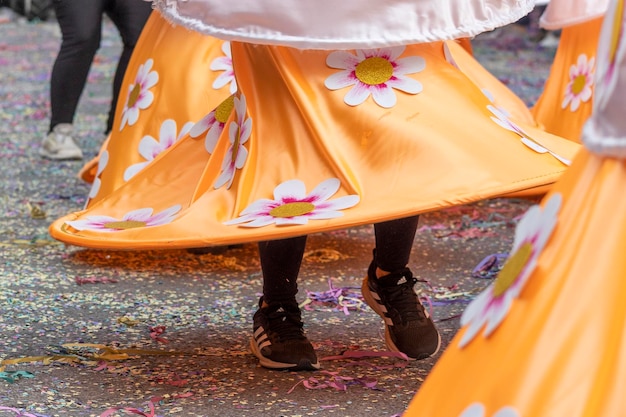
left=50, top=39, right=580, bottom=249
left=79, top=11, right=234, bottom=203
left=532, top=18, right=604, bottom=142
left=406, top=2, right=625, bottom=412
left=404, top=149, right=626, bottom=416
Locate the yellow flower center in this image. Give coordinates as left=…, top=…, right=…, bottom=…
left=269, top=202, right=316, bottom=218
left=215, top=95, right=235, bottom=123
left=492, top=243, right=533, bottom=297
left=571, top=74, right=587, bottom=95
left=355, top=57, right=394, bottom=86
left=128, top=84, right=141, bottom=108
left=104, top=220, right=147, bottom=230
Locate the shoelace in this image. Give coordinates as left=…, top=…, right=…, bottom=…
left=381, top=271, right=427, bottom=324
left=265, top=304, right=306, bottom=341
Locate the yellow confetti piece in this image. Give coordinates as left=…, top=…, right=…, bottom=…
left=117, top=316, right=142, bottom=326
left=26, top=202, right=46, bottom=219
left=0, top=342, right=252, bottom=373
left=220, top=256, right=247, bottom=271
left=303, top=248, right=348, bottom=263
left=0, top=239, right=61, bottom=247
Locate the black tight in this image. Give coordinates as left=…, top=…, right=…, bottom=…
left=259, top=215, right=419, bottom=303
left=373, top=215, right=419, bottom=272
left=259, top=235, right=307, bottom=304
left=50, top=0, right=152, bottom=134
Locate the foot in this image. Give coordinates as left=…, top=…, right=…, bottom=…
left=250, top=297, right=320, bottom=371
left=40, top=123, right=83, bottom=160
left=362, top=262, right=441, bottom=360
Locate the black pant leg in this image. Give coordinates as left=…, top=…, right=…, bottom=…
left=104, top=0, right=152, bottom=133
left=259, top=236, right=308, bottom=303
left=373, top=215, right=419, bottom=272
left=49, top=0, right=105, bottom=131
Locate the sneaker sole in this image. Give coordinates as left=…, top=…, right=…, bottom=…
left=39, top=148, right=83, bottom=160
left=361, top=276, right=441, bottom=360
left=249, top=338, right=320, bottom=371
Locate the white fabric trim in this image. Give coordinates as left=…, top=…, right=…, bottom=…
left=540, top=0, right=609, bottom=29
left=153, top=0, right=534, bottom=50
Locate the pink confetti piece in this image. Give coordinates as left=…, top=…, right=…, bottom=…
left=355, top=377, right=379, bottom=389
left=328, top=380, right=347, bottom=391
left=341, top=360, right=409, bottom=370
left=321, top=350, right=409, bottom=362
left=288, top=369, right=385, bottom=394
left=287, top=380, right=305, bottom=394
left=165, top=375, right=188, bottom=387
left=75, top=276, right=118, bottom=285
left=435, top=226, right=497, bottom=239
left=417, top=223, right=448, bottom=232
left=94, top=361, right=113, bottom=371
left=303, top=379, right=330, bottom=390
left=99, top=401, right=157, bottom=417
left=149, top=326, right=169, bottom=344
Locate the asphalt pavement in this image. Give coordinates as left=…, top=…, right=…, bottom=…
left=0, top=9, right=555, bottom=417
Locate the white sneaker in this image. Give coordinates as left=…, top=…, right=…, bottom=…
left=538, top=32, right=560, bottom=48
left=40, top=123, right=83, bottom=160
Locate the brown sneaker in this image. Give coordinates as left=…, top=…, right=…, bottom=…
left=250, top=297, right=320, bottom=371
left=362, top=262, right=440, bottom=360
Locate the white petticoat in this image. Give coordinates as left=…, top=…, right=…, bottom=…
left=540, top=0, right=609, bottom=29
left=581, top=0, right=626, bottom=158
left=153, top=0, right=534, bottom=49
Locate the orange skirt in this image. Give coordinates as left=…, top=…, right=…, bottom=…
left=79, top=11, right=234, bottom=204
left=50, top=37, right=580, bottom=249
left=532, top=17, right=603, bottom=142
left=404, top=149, right=626, bottom=416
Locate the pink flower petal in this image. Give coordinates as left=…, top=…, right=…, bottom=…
left=343, top=82, right=372, bottom=106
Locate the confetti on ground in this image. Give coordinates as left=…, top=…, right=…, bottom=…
left=302, top=278, right=365, bottom=315
left=0, top=15, right=549, bottom=417
left=472, top=253, right=509, bottom=279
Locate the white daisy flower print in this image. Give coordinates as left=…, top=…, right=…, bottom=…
left=214, top=94, right=251, bottom=189
left=561, top=54, right=595, bottom=112
left=483, top=88, right=527, bottom=136
left=189, top=95, right=235, bottom=153
left=65, top=205, right=181, bottom=232
left=324, top=46, right=425, bottom=108
left=119, top=58, right=159, bottom=130
left=210, top=41, right=237, bottom=94
left=123, top=119, right=193, bottom=181
left=87, top=149, right=109, bottom=202
left=487, top=103, right=526, bottom=137
left=458, top=193, right=562, bottom=348
left=460, top=403, right=520, bottom=417
left=224, top=178, right=360, bottom=228
left=443, top=42, right=460, bottom=69
left=486, top=96, right=572, bottom=165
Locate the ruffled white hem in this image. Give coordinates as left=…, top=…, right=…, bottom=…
left=153, top=0, right=534, bottom=49
left=539, top=0, right=609, bottom=30
left=583, top=122, right=626, bottom=160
